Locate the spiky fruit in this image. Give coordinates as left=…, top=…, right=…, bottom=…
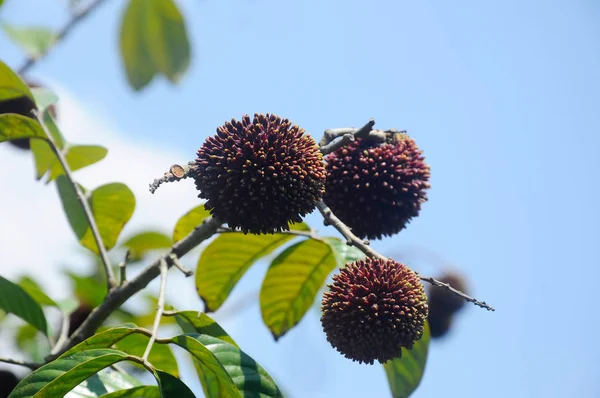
left=194, top=113, right=326, bottom=234
left=1, top=81, right=58, bottom=150
left=321, top=258, right=428, bottom=364
left=427, top=272, right=468, bottom=339
left=323, top=132, right=430, bottom=240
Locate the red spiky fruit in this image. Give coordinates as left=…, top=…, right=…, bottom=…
left=194, top=113, right=326, bottom=234
left=323, top=132, right=430, bottom=240
left=321, top=258, right=428, bottom=364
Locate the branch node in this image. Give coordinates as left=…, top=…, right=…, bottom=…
left=149, top=162, right=196, bottom=194
left=168, top=253, right=193, bottom=277
left=119, top=250, right=132, bottom=285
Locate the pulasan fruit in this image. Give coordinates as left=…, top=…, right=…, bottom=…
left=194, top=113, right=326, bottom=234
left=323, top=132, right=430, bottom=240
left=321, top=258, right=428, bottom=364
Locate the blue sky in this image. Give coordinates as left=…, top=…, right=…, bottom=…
left=1, top=0, right=600, bottom=397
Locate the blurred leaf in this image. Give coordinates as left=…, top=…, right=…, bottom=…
left=167, top=334, right=240, bottom=398
left=122, top=231, right=172, bottom=261
left=1, top=23, right=56, bottom=58
left=0, top=275, right=48, bottom=335
left=260, top=239, right=336, bottom=340
left=131, top=294, right=176, bottom=327
left=0, top=113, right=44, bottom=142
left=144, top=0, right=190, bottom=83
left=0, top=59, right=34, bottom=101
left=16, top=323, right=51, bottom=362
left=384, top=323, right=431, bottom=398
left=325, top=237, right=367, bottom=266
left=9, top=349, right=129, bottom=398
left=66, top=368, right=142, bottom=398
left=196, top=222, right=310, bottom=312
left=57, top=179, right=136, bottom=253
left=99, top=386, right=161, bottom=398
left=172, top=334, right=282, bottom=398
left=114, top=333, right=179, bottom=377
left=172, top=205, right=211, bottom=242
left=119, top=0, right=190, bottom=91
left=30, top=86, right=58, bottom=112
left=17, top=276, right=58, bottom=307
left=166, top=310, right=238, bottom=348
left=67, top=271, right=106, bottom=308
left=48, top=145, right=108, bottom=181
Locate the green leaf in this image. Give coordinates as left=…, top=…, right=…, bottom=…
left=172, top=205, right=211, bottom=242
left=100, top=386, right=161, bottom=398
left=260, top=239, right=337, bottom=340
left=175, top=334, right=282, bottom=398
left=144, top=0, right=190, bottom=83
left=9, top=349, right=129, bottom=398
left=1, top=23, right=56, bottom=58
left=61, top=326, right=140, bottom=358
left=155, top=370, right=196, bottom=398
left=166, top=310, right=238, bottom=348
left=0, top=275, right=48, bottom=335
left=68, top=368, right=142, bottom=397
left=120, top=0, right=157, bottom=90
left=0, top=114, right=44, bottom=142
left=325, top=237, right=367, bottom=266
left=48, top=145, right=108, bottom=181
left=122, top=231, right=172, bottom=261
left=119, top=0, right=190, bottom=91
left=197, top=222, right=309, bottom=312
left=17, top=276, right=58, bottom=307
left=57, top=179, right=136, bottom=253
left=0, top=59, right=34, bottom=102
left=167, top=334, right=240, bottom=398
left=114, top=333, right=179, bottom=377
left=383, top=323, right=431, bottom=398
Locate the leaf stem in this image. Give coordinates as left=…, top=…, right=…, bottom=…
left=142, top=259, right=168, bottom=362
left=34, top=110, right=117, bottom=290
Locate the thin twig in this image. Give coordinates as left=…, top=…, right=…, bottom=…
left=149, top=162, right=196, bottom=194
left=316, top=201, right=382, bottom=259
left=316, top=200, right=495, bottom=311
left=168, top=253, right=193, bottom=277
left=17, top=0, right=110, bottom=75
left=419, top=276, right=494, bottom=311
left=142, top=259, right=168, bottom=361
left=319, top=134, right=355, bottom=156
left=0, top=357, right=40, bottom=370
left=50, top=312, right=71, bottom=355
left=119, top=250, right=132, bottom=285
left=34, top=110, right=116, bottom=290
left=46, top=215, right=223, bottom=361
left=319, top=119, right=388, bottom=155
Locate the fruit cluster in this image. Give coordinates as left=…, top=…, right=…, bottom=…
left=192, top=113, right=434, bottom=364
